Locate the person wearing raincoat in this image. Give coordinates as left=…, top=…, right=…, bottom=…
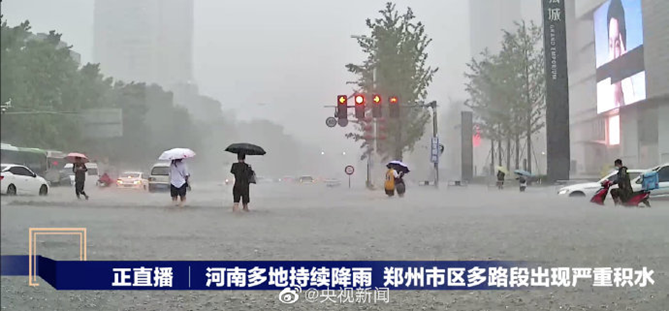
left=384, top=167, right=399, bottom=197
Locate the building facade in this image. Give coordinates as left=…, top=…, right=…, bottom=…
left=93, top=0, right=194, bottom=89
left=567, top=0, right=669, bottom=177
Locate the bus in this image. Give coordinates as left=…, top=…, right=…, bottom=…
left=1, top=143, right=49, bottom=177
left=46, top=150, right=67, bottom=170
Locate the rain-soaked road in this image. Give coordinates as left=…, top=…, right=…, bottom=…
left=1, top=182, right=668, bottom=311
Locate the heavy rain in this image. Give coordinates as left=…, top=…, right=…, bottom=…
left=1, top=0, right=668, bottom=310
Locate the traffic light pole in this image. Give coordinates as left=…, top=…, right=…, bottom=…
left=431, top=102, right=439, bottom=188
left=367, top=67, right=377, bottom=190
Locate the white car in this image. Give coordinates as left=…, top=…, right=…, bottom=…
left=64, top=162, right=99, bottom=187
left=631, top=163, right=669, bottom=198
left=557, top=169, right=644, bottom=198
left=1, top=163, right=50, bottom=196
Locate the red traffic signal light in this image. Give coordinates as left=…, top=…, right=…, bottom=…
left=354, top=94, right=365, bottom=105
left=372, top=94, right=381, bottom=104
left=389, top=96, right=398, bottom=104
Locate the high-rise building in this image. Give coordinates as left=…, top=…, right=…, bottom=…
left=93, top=0, right=194, bottom=88
left=567, top=0, right=669, bottom=176
left=469, top=0, right=522, bottom=57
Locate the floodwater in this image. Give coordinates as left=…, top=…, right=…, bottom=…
left=1, top=182, right=668, bottom=310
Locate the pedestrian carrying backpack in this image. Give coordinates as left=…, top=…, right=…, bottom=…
left=641, top=171, right=659, bottom=191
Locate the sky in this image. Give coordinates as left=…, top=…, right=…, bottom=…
left=1, top=0, right=540, bottom=156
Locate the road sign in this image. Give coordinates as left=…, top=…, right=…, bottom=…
left=326, top=117, right=337, bottom=128
left=338, top=118, right=349, bottom=127
left=82, top=108, right=123, bottom=138
left=345, top=165, right=355, bottom=188
left=430, top=137, right=440, bottom=163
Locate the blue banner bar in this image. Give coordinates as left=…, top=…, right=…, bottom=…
left=2, top=256, right=655, bottom=290
left=2, top=256, right=526, bottom=290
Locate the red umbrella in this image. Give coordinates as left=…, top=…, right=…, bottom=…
left=66, top=152, right=89, bottom=163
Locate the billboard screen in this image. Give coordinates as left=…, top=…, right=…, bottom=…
left=594, top=0, right=646, bottom=114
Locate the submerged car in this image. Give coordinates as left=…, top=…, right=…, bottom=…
left=1, top=163, right=49, bottom=196
left=148, top=162, right=170, bottom=192
left=557, top=169, right=644, bottom=198
left=298, top=175, right=315, bottom=183
left=116, top=171, right=148, bottom=190
left=325, top=178, right=341, bottom=187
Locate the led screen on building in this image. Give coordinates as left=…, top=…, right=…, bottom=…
left=594, top=0, right=646, bottom=114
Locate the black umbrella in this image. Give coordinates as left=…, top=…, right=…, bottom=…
left=225, top=143, right=266, bottom=156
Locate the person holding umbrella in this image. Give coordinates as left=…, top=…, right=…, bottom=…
left=72, top=156, right=89, bottom=200
left=66, top=153, right=90, bottom=200
left=388, top=161, right=410, bottom=197
left=226, top=143, right=265, bottom=212
left=514, top=170, right=531, bottom=192
left=496, top=166, right=508, bottom=190
left=170, top=159, right=190, bottom=207
left=159, top=148, right=195, bottom=207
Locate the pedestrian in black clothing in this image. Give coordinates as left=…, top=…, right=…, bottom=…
left=496, top=170, right=506, bottom=190
left=73, top=157, right=89, bottom=200
left=230, top=153, right=254, bottom=212
left=610, top=159, right=633, bottom=205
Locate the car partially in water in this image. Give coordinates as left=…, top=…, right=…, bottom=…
left=1, top=163, right=49, bottom=196
left=148, top=162, right=170, bottom=192
left=298, top=175, right=315, bottom=184
left=116, top=171, right=148, bottom=190
left=557, top=169, right=644, bottom=198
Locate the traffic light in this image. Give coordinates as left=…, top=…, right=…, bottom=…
left=354, top=94, right=365, bottom=119
left=372, top=94, right=382, bottom=117
left=337, top=95, right=348, bottom=119
left=389, top=96, right=399, bottom=118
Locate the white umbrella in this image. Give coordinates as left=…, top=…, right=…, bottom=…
left=388, top=160, right=409, bottom=169
left=159, top=148, right=196, bottom=161
left=387, top=160, right=410, bottom=173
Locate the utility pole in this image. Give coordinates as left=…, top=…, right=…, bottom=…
left=428, top=101, right=439, bottom=188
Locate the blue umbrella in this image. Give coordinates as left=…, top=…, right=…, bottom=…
left=514, top=169, right=532, bottom=177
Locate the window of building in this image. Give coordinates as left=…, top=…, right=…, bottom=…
left=607, top=115, right=620, bottom=145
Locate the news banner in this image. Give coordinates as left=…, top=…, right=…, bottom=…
left=1, top=255, right=656, bottom=304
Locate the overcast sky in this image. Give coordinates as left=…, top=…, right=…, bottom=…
left=2, top=0, right=540, bottom=155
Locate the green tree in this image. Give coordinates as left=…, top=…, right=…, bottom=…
left=502, top=21, right=545, bottom=172
left=464, top=20, right=545, bottom=173
left=346, top=2, right=438, bottom=160
left=0, top=18, right=101, bottom=150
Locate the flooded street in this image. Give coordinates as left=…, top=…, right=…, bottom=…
left=2, top=183, right=668, bottom=310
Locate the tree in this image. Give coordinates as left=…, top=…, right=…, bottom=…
left=502, top=21, right=545, bottom=173
left=346, top=2, right=438, bottom=160
left=464, top=20, right=545, bottom=173
left=0, top=18, right=104, bottom=150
